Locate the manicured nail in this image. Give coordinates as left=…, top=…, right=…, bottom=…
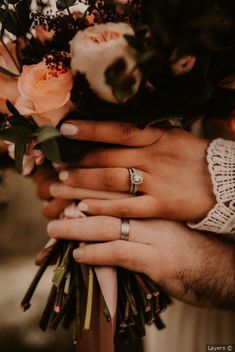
left=64, top=203, right=86, bottom=218
left=64, top=203, right=79, bottom=218
left=60, top=123, right=78, bottom=137
left=49, top=184, right=57, bottom=196
left=47, top=221, right=59, bottom=235
left=43, top=201, right=49, bottom=207
left=44, top=238, right=57, bottom=249
left=78, top=202, right=89, bottom=212
left=73, top=248, right=84, bottom=262
left=52, top=162, right=62, bottom=170
left=59, top=170, right=69, bottom=181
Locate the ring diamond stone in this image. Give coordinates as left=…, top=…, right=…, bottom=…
left=128, top=168, right=144, bottom=194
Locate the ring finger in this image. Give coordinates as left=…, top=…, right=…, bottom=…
left=47, top=215, right=153, bottom=245
left=59, top=168, right=147, bottom=193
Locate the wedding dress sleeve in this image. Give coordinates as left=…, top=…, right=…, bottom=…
left=188, top=138, right=235, bottom=234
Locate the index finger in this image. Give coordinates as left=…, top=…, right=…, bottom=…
left=60, top=120, right=163, bottom=146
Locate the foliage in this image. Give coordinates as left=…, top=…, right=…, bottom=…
left=0, top=102, right=61, bottom=173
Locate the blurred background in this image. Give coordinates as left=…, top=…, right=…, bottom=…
left=0, top=170, right=72, bottom=351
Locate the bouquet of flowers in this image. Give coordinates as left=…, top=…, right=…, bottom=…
left=0, top=0, right=234, bottom=348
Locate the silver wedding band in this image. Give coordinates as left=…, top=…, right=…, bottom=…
left=120, top=219, right=130, bottom=241
left=128, top=168, right=144, bottom=194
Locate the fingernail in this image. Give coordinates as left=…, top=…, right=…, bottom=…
left=64, top=203, right=79, bottom=218
left=60, top=123, right=78, bottom=137
left=44, top=238, right=57, bottom=250
left=49, top=183, right=60, bottom=196
left=47, top=221, right=59, bottom=235
left=78, top=202, right=89, bottom=212
left=59, top=170, right=69, bottom=181
left=43, top=201, right=49, bottom=207
left=73, top=248, right=84, bottom=262
left=52, top=162, right=62, bottom=170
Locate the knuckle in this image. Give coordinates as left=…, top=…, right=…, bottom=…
left=69, top=169, right=82, bottom=184
left=99, top=216, right=114, bottom=239
left=98, top=216, right=108, bottom=237
left=37, top=184, right=49, bottom=200
left=103, top=169, right=118, bottom=188
left=120, top=124, right=137, bottom=142
left=89, top=122, right=99, bottom=139
left=43, top=207, right=55, bottom=220
left=118, top=205, right=130, bottom=217
left=112, top=242, right=128, bottom=263
left=100, top=150, right=112, bottom=165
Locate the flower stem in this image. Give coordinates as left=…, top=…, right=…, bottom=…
left=21, top=241, right=61, bottom=312
left=84, top=266, right=94, bottom=330
left=39, top=284, right=57, bottom=331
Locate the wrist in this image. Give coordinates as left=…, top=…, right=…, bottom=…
left=188, top=138, right=235, bottom=234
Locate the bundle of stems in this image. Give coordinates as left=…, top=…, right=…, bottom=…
left=21, top=239, right=170, bottom=343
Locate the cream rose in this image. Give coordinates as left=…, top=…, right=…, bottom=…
left=15, top=60, right=73, bottom=127
left=0, top=42, right=20, bottom=113
left=70, top=22, right=142, bottom=103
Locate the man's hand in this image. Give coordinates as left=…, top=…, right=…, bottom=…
left=47, top=216, right=235, bottom=310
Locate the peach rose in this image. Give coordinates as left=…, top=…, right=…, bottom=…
left=15, top=60, right=73, bottom=127
left=0, top=42, right=20, bottom=113
left=70, top=22, right=142, bottom=103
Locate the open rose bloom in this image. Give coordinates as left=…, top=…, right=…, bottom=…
left=1, top=20, right=141, bottom=175
left=70, top=22, right=142, bottom=103
left=15, top=60, right=73, bottom=127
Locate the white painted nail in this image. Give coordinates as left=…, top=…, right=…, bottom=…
left=59, top=170, right=69, bottom=181
left=44, top=238, right=57, bottom=249
left=73, top=248, right=84, bottom=262
left=49, top=183, right=60, bottom=196
left=47, top=221, right=58, bottom=235
left=60, top=123, right=78, bottom=137
left=64, top=204, right=78, bottom=218
left=78, top=202, right=89, bottom=212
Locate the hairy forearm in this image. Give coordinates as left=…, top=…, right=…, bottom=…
left=190, top=235, right=235, bottom=310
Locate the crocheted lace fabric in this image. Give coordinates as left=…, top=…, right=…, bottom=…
left=188, top=138, right=235, bottom=234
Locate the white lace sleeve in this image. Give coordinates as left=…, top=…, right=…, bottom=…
left=188, top=138, right=235, bottom=234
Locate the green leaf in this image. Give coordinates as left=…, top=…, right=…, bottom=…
left=35, top=126, right=61, bottom=144
left=14, top=142, right=25, bottom=174
left=56, top=0, right=76, bottom=10
left=6, top=101, right=36, bottom=129
left=41, top=139, right=61, bottom=163
left=16, top=0, right=32, bottom=34
left=0, top=126, right=33, bottom=144
left=0, top=9, right=19, bottom=36
left=7, top=0, right=20, bottom=4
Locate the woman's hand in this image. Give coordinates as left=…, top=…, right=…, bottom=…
left=31, top=165, right=72, bottom=219
left=32, top=165, right=133, bottom=219
left=56, top=120, right=215, bottom=222
left=47, top=216, right=235, bottom=309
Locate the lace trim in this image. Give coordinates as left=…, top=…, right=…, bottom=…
left=188, top=138, right=235, bottom=235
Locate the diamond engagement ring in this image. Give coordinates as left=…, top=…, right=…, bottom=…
left=128, top=168, right=144, bottom=194
left=120, top=219, right=130, bottom=241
